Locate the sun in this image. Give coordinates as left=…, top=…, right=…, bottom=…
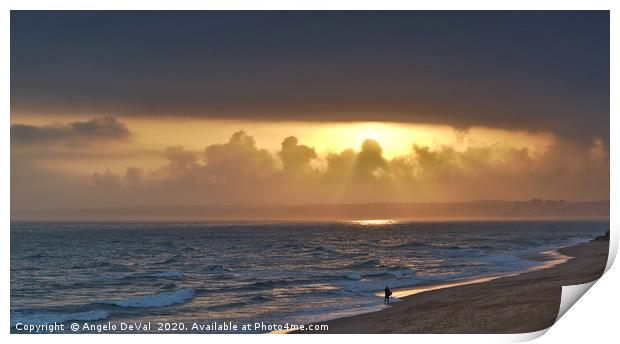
left=307, top=121, right=457, bottom=158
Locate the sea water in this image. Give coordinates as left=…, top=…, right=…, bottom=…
left=10, top=220, right=608, bottom=333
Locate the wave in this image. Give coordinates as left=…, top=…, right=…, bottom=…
left=208, top=294, right=272, bottom=311
left=355, top=268, right=415, bottom=280
left=388, top=242, right=434, bottom=250
left=386, top=269, right=414, bottom=278
left=11, top=310, right=109, bottom=327
left=95, top=271, right=184, bottom=283
left=104, top=288, right=195, bottom=308
left=343, top=272, right=362, bottom=280
left=230, top=275, right=330, bottom=292
left=147, top=271, right=183, bottom=279
left=441, top=261, right=486, bottom=268
left=346, top=258, right=382, bottom=269
left=389, top=242, right=494, bottom=251
left=153, top=255, right=185, bottom=265
left=94, top=274, right=119, bottom=282
left=250, top=294, right=271, bottom=302
left=313, top=244, right=337, bottom=253
left=220, top=267, right=416, bottom=293
left=70, top=261, right=112, bottom=269
left=471, top=245, right=495, bottom=250
left=439, top=244, right=496, bottom=251
left=204, top=265, right=233, bottom=273
left=245, top=280, right=280, bottom=289
left=224, top=267, right=415, bottom=293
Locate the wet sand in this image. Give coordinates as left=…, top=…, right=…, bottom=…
left=295, top=238, right=609, bottom=334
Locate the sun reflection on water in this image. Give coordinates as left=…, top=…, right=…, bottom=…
left=351, top=219, right=398, bottom=226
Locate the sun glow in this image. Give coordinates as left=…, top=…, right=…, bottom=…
left=309, top=122, right=452, bottom=158
left=12, top=115, right=556, bottom=176
left=351, top=219, right=399, bottom=226
left=118, top=118, right=555, bottom=160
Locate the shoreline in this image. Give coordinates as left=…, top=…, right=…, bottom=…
left=294, top=237, right=608, bottom=334
left=377, top=248, right=573, bottom=301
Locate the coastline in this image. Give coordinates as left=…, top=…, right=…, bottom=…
left=294, top=237, right=609, bottom=334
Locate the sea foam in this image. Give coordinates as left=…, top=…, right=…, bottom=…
left=343, top=272, right=362, bottom=280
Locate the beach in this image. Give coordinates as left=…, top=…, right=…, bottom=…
left=296, top=237, right=609, bottom=334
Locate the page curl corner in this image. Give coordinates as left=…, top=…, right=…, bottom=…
left=555, top=280, right=597, bottom=323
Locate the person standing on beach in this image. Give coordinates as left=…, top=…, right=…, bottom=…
left=384, top=285, right=392, bottom=304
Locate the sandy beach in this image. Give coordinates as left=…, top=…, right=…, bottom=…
left=296, top=236, right=609, bottom=334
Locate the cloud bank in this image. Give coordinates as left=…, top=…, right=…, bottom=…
left=11, top=116, right=130, bottom=145
left=72, top=130, right=608, bottom=208
left=10, top=114, right=609, bottom=215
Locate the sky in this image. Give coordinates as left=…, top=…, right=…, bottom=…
left=10, top=11, right=610, bottom=215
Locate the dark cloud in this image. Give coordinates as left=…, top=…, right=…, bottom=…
left=11, top=116, right=130, bottom=145
left=11, top=11, right=609, bottom=142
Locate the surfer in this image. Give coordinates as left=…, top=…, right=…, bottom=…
left=384, top=285, right=392, bottom=304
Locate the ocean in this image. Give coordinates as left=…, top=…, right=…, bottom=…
left=10, top=220, right=608, bottom=333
